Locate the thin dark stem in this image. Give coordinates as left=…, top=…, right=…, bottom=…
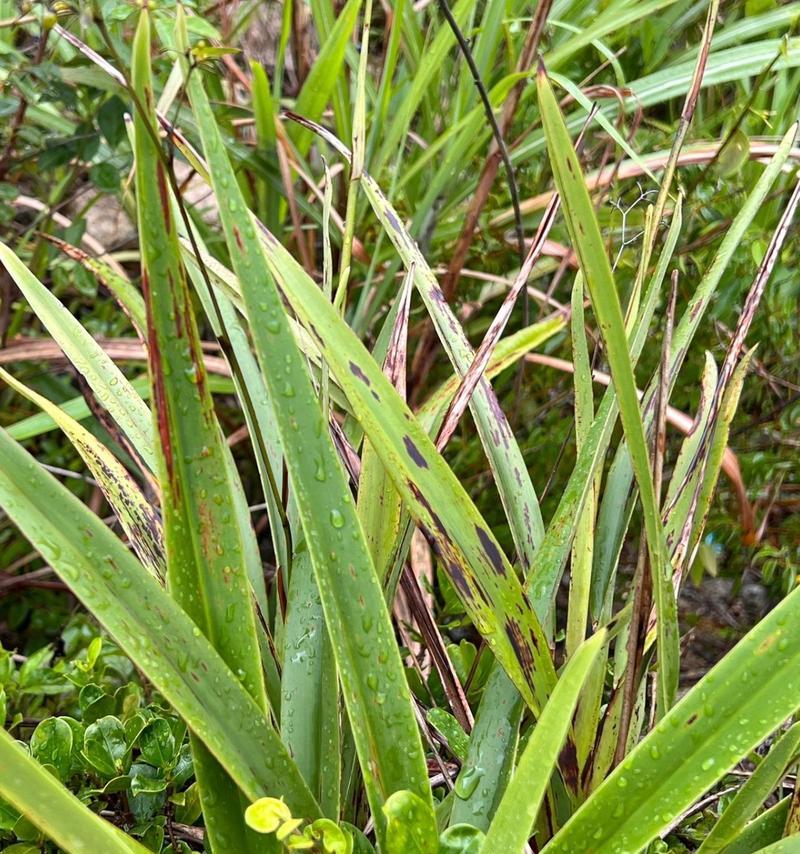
left=0, top=25, right=50, bottom=180
left=436, top=0, right=526, bottom=271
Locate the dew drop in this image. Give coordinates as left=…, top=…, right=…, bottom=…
left=454, top=766, right=483, bottom=799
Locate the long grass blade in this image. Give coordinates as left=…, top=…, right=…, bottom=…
left=0, top=426, right=318, bottom=816
left=179, top=27, right=430, bottom=843
left=542, top=585, right=800, bottom=853
left=565, top=275, right=595, bottom=659
left=538, top=65, right=679, bottom=712
left=481, top=630, right=607, bottom=854
left=132, top=13, right=270, bottom=849
left=0, top=243, right=154, bottom=470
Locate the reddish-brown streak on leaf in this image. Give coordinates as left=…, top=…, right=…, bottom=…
left=559, top=736, right=580, bottom=792
left=142, top=270, right=176, bottom=490
left=156, top=163, right=171, bottom=232
left=403, top=436, right=429, bottom=468
left=171, top=284, right=185, bottom=338
left=197, top=501, right=214, bottom=561
left=233, top=225, right=244, bottom=251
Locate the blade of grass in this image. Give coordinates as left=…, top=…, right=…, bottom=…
left=481, top=630, right=607, bottom=854
left=565, top=275, right=595, bottom=659
left=0, top=426, right=318, bottom=816
left=357, top=270, right=413, bottom=580
left=685, top=351, right=755, bottom=567
left=179, top=26, right=431, bottom=844
left=281, top=548, right=340, bottom=818
left=132, top=12, right=271, bottom=850
left=538, top=65, right=679, bottom=713
left=0, top=367, right=165, bottom=580
left=4, top=373, right=234, bottom=441
left=332, top=0, right=370, bottom=315
left=725, top=798, right=792, bottom=854
left=0, top=242, right=154, bottom=470
left=448, top=666, right=523, bottom=832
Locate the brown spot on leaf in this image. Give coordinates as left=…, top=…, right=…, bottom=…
left=404, top=436, right=428, bottom=468
left=475, top=525, right=506, bottom=575
left=349, top=361, right=371, bottom=385
left=559, top=736, right=580, bottom=792
left=448, top=560, right=473, bottom=598
left=505, top=618, right=535, bottom=680
left=386, top=209, right=402, bottom=232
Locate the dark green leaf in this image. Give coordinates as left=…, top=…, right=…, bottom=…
left=82, top=716, right=128, bottom=777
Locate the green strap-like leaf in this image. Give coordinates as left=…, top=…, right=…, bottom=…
left=179, top=22, right=430, bottom=843
left=133, top=13, right=279, bottom=848
left=542, top=585, right=800, bottom=853
left=482, top=631, right=607, bottom=854
left=281, top=549, right=341, bottom=818
left=0, top=242, right=154, bottom=470
left=565, top=275, right=596, bottom=659
left=0, top=426, right=317, bottom=817
left=537, top=65, right=679, bottom=713
left=449, top=665, right=523, bottom=832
